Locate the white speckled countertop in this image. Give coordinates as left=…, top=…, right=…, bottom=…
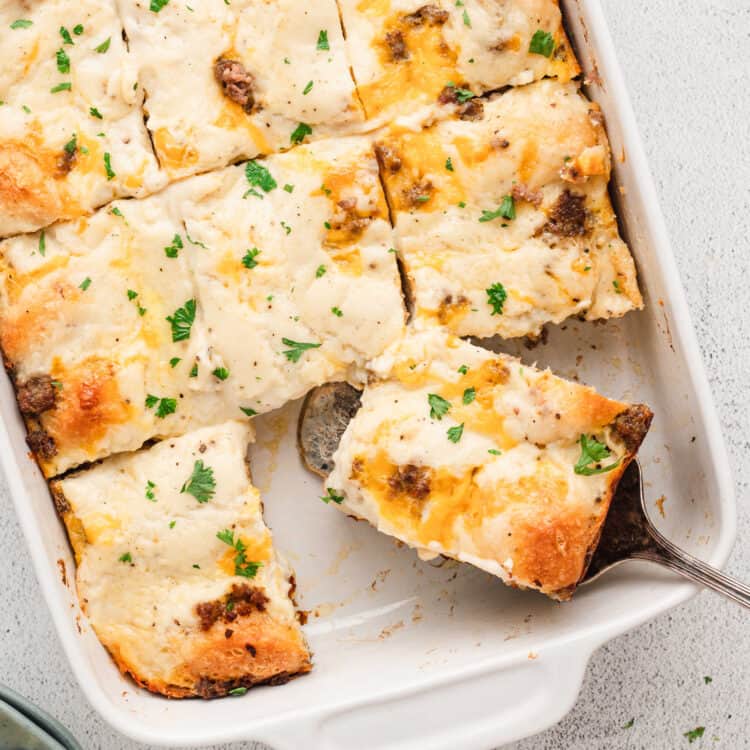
left=1, top=2, right=748, bottom=748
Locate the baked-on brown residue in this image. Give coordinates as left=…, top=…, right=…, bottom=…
left=388, top=464, right=431, bottom=500
left=611, top=404, right=654, bottom=452
left=196, top=584, right=269, bottom=632
left=214, top=58, right=256, bottom=113
left=544, top=190, right=587, bottom=236
left=17, top=375, right=57, bottom=415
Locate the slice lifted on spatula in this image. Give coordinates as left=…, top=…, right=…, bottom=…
left=299, top=329, right=652, bottom=600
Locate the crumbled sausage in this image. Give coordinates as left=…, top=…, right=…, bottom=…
left=374, top=144, right=402, bottom=174
left=544, top=190, right=587, bottom=236
left=17, top=375, right=57, bottom=415
left=214, top=58, right=256, bottom=113
left=26, top=429, right=57, bottom=459
left=511, top=183, right=543, bottom=207
left=402, top=180, right=432, bottom=207
left=402, top=4, right=449, bottom=26
left=437, top=85, right=459, bottom=105
left=385, top=30, right=409, bottom=62
left=388, top=464, right=431, bottom=500
left=57, top=147, right=77, bottom=176
left=328, top=197, right=372, bottom=241
left=492, top=137, right=511, bottom=150
left=611, top=405, right=653, bottom=452
left=195, top=584, right=269, bottom=631
left=458, top=98, right=484, bottom=120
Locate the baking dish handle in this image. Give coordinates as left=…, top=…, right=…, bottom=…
left=259, top=643, right=593, bottom=750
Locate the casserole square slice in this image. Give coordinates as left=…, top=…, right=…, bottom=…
left=50, top=421, right=311, bottom=698
left=376, top=79, right=643, bottom=340
left=0, top=0, right=164, bottom=237
left=170, top=136, right=406, bottom=417
left=0, top=195, right=236, bottom=477
left=325, top=329, right=652, bottom=600
left=119, top=0, right=364, bottom=180
left=339, top=0, right=579, bottom=124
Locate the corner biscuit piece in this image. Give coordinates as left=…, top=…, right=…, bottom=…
left=377, top=79, right=642, bottom=339
left=119, top=0, right=364, bottom=179
left=325, top=329, right=652, bottom=600
left=0, top=195, right=236, bottom=476
left=339, top=0, right=579, bottom=124
left=51, top=421, right=311, bottom=697
left=0, top=0, right=164, bottom=236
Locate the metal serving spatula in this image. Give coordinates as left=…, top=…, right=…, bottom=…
left=298, top=383, right=749, bottom=609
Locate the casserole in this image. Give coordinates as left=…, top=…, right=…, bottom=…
left=0, top=2, right=735, bottom=748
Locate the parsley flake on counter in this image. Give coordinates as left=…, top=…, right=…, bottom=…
left=145, top=480, right=156, bottom=501
left=150, top=0, right=170, bottom=12
left=51, top=82, right=72, bottom=93
left=428, top=393, right=451, bottom=420
left=56, top=48, right=70, bottom=74
left=94, top=37, right=111, bottom=53
left=331, top=306, right=343, bottom=317
left=622, top=719, right=634, bottom=729
left=181, top=460, right=215, bottom=503
left=240, top=406, right=257, bottom=417
left=290, top=122, right=312, bottom=145
left=316, top=30, right=329, bottom=51
left=683, top=727, right=705, bottom=744
left=486, top=282, right=507, bottom=316
left=103, top=152, right=115, bottom=179
left=462, top=387, right=475, bottom=405
left=447, top=423, right=464, bottom=443
left=242, top=247, right=260, bottom=269
left=212, top=367, right=229, bottom=380
left=316, top=264, right=327, bottom=278
left=574, top=435, right=621, bottom=476
left=245, top=160, right=277, bottom=192
left=10, top=19, right=32, bottom=29
left=118, top=552, right=132, bottom=563
left=38, top=231, right=46, bottom=257
left=79, top=277, right=91, bottom=291
left=60, top=26, right=73, bottom=44
left=302, top=80, right=314, bottom=95
left=321, top=488, right=344, bottom=504
left=164, top=233, right=183, bottom=258
left=166, top=299, right=196, bottom=342
left=282, top=338, right=321, bottom=362
left=703, top=676, right=712, bottom=684
left=216, top=529, right=261, bottom=578
left=529, top=29, right=555, bottom=57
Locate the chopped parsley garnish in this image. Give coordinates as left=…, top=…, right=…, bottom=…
left=302, top=80, right=314, bottom=95
left=488, top=449, right=502, bottom=456
left=164, top=233, right=183, bottom=258
left=242, top=247, right=260, bottom=269
left=63, top=133, right=77, bottom=154
left=50, top=82, right=72, bottom=93
left=486, top=282, right=507, bottom=316
left=445, top=157, right=454, bottom=172
left=212, top=367, right=229, bottom=380
left=283, top=183, right=294, bottom=193
left=613, top=279, right=623, bottom=294
left=38, top=231, right=46, bottom=257
left=316, top=30, right=329, bottom=51
left=315, top=264, right=327, bottom=278
left=324, top=220, right=332, bottom=229
left=166, top=299, right=196, bottom=342
left=282, top=338, right=321, bottom=362
left=118, top=552, right=132, bottom=563
left=10, top=19, right=32, bottom=29
left=73, top=24, right=83, bottom=35
left=145, top=394, right=176, bottom=418
left=462, top=387, right=475, bottom=405
left=529, top=29, right=555, bottom=57
left=458, top=364, right=469, bottom=375
left=622, top=719, right=634, bottom=729
left=449, top=85, right=475, bottom=104
left=60, top=26, right=74, bottom=44
left=103, top=152, right=115, bottom=180
left=181, top=460, right=215, bottom=503
left=79, top=277, right=91, bottom=291
left=145, top=480, right=156, bottom=501
left=321, top=488, right=344, bottom=504
left=243, top=187, right=264, bottom=200
left=683, top=727, right=705, bottom=744
left=462, top=8, right=471, bottom=27
left=447, top=423, right=464, bottom=443
left=51, top=380, right=63, bottom=390
left=228, top=687, right=248, bottom=696
left=94, top=37, right=111, bottom=53
left=574, top=435, right=621, bottom=476
left=245, top=160, right=277, bottom=192
left=290, top=122, right=312, bottom=145
left=149, top=0, right=170, bottom=12
left=428, top=393, right=451, bottom=420
left=479, top=195, right=515, bottom=222
left=127, top=289, right=147, bottom=315
left=216, top=529, right=261, bottom=578
left=56, top=48, right=70, bottom=74
left=89, top=106, right=102, bottom=119
left=185, top=231, right=207, bottom=248
left=240, top=406, right=257, bottom=417
left=128, top=289, right=138, bottom=300
left=280, top=221, right=291, bottom=235
left=169, top=520, right=176, bottom=528
left=331, top=306, right=343, bottom=317
left=188, top=363, right=198, bottom=378
left=110, top=206, right=123, bottom=218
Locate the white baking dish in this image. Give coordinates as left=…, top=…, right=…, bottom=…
left=0, top=1, right=735, bottom=747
